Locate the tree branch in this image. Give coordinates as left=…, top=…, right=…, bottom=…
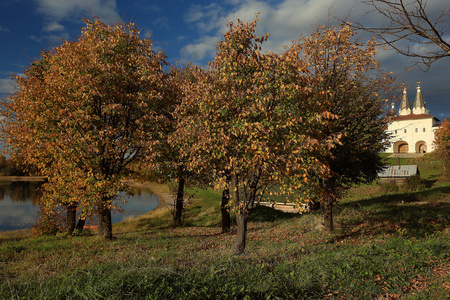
left=349, top=0, right=449, bottom=68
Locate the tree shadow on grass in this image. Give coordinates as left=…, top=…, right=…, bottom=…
left=345, top=184, right=450, bottom=207
left=151, top=205, right=302, bottom=240
left=250, top=205, right=301, bottom=223
left=335, top=185, right=450, bottom=240
left=423, top=178, right=438, bottom=188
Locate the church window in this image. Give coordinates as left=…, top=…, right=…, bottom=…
left=423, top=128, right=426, bottom=132
left=404, top=129, right=407, bottom=133
left=395, top=130, right=397, bottom=134
left=415, top=128, right=418, bottom=133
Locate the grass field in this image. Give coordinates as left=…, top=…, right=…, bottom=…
left=1, top=155, right=449, bottom=299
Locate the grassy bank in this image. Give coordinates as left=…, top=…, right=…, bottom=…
left=1, top=156, right=449, bottom=299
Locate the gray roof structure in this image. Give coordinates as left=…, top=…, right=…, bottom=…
left=399, top=87, right=411, bottom=114
left=378, top=165, right=419, bottom=178
left=413, top=85, right=425, bottom=111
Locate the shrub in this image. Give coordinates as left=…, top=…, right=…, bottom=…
left=403, top=175, right=427, bottom=191
left=32, top=204, right=65, bottom=236
left=378, top=181, right=399, bottom=193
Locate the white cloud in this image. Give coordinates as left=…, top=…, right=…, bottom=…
left=184, top=3, right=222, bottom=33
left=410, top=41, right=448, bottom=57
left=180, top=0, right=449, bottom=67
left=43, top=21, right=65, bottom=32
left=179, top=0, right=450, bottom=117
left=180, top=0, right=364, bottom=62
left=181, top=35, right=221, bottom=61
left=30, top=31, right=70, bottom=44
left=179, top=0, right=362, bottom=61
left=31, top=0, right=121, bottom=46
left=0, top=78, right=16, bottom=95
left=0, top=26, right=10, bottom=32
left=34, top=0, right=121, bottom=28
left=152, top=17, right=170, bottom=31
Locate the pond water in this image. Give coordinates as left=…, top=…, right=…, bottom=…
left=0, top=181, right=159, bottom=231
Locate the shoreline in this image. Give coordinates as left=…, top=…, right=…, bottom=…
left=0, top=176, right=171, bottom=213
left=124, top=180, right=173, bottom=215
left=0, top=176, right=46, bottom=182
left=0, top=179, right=172, bottom=236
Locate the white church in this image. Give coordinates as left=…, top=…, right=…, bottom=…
left=384, top=84, right=440, bottom=154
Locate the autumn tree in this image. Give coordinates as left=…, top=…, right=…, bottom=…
left=144, top=64, right=212, bottom=226
left=352, top=0, right=450, bottom=68
left=171, top=65, right=235, bottom=233
left=176, top=17, right=332, bottom=254
left=293, top=24, right=396, bottom=231
left=434, top=119, right=450, bottom=176
left=1, top=17, right=169, bottom=238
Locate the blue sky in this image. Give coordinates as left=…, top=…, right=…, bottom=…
left=1, top=0, right=449, bottom=119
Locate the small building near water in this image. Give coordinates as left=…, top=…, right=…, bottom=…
left=378, top=165, right=420, bottom=185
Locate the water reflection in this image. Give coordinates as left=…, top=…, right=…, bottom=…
left=111, top=186, right=159, bottom=223
left=0, top=182, right=159, bottom=231
left=0, top=181, right=43, bottom=204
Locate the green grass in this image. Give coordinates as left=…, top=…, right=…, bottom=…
left=380, top=152, right=410, bottom=166
left=182, top=187, right=226, bottom=227
left=1, top=156, right=449, bottom=299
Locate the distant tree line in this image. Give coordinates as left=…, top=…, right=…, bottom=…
left=0, top=155, right=37, bottom=176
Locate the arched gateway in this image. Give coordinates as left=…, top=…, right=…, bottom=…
left=394, top=141, right=409, bottom=153
left=416, top=141, right=427, bottom=153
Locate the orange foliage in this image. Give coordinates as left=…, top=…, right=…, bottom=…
left=2, top=17, right=169, bottom=237
left=434, top=119, right=450, bottom=176
left=174, top=17, right=332, bottom=217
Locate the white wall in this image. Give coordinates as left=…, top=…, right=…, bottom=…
left=384, top=117, right=438, bottom=153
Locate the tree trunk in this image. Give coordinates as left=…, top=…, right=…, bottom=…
left=98, top=204, right=113, bottom=239
left=232, top=212, right=248, bottom=255
left=76, top=217, right=85, bottom=232
left=324, top=198, right=333, bottom=232
left=66, top=203, right=77, bottom=235
left=221, top=186, right=231, bottom=233
left=231, top=173, right=248, bottom=254
left=173, top=171, right=185, bottom=226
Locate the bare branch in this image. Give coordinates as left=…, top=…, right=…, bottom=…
left=349, top=0, right=450, bottom=68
